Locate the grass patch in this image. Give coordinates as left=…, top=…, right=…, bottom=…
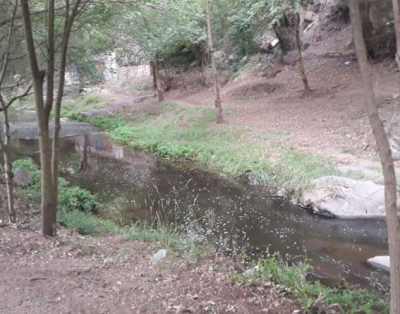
left=237, top=253, right=389, bottom=313
left=58, top=208, right=203, bottom=256
left=275, top=150, right=338, bottom=188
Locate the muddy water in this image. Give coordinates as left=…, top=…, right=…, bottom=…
left=5, top=113, right=389, bottom=287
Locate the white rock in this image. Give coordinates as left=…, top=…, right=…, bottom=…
left=243, top=268, right=256, bottom=278
left=150, top=249, right=167, bottom=265
left=243, top=266, right=262, bottom=278
left=300, top=176, right=387, bottom=218
left=367, top=256, right=390, bottom=273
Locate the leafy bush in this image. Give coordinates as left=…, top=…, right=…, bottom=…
left=59, top=186, right=98, bottom=213
left=12, top=159, right=98, bottom=213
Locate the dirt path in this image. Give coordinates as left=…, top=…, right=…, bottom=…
left=0, top=226, right=296, bottom=314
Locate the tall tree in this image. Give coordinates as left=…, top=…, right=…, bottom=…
left=21, top=0, right=85, bottom=236
left=0, top=0, right=31, bottom=223
left=205, top=0, right=224, bottom=124
left=293, top=12, right=311, bottom=95
left=267, top=0, right=311, bottom=95
left=349, top=1, right=400, bottom=312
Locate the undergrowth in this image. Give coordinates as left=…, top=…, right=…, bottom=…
left=234, top=253, right=389, bottom=313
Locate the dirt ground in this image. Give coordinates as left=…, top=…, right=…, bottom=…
left=0, top=224, right=296, bottom=314
left=170, top=58, right=399, bottom=165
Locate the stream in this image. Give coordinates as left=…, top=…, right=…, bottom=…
left=5, top=110, right=389, bottom=288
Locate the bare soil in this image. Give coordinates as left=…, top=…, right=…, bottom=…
left=0, top=224, right=297, bottom=314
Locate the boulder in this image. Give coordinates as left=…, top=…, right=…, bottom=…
left=300, top=176, right=387, bottom=218
left=367, top=256, right=390, bottom=273
left=13, top=167, right=32, bottom=188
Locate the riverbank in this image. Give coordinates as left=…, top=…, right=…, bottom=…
left=61, top=96, right=337, bottom=191
left=0, top=159, right=390, bottom=313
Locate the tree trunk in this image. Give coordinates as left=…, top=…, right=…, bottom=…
left=21, top=0, right=56, bottom=236
left=294, top=13, right=311, bottom=95
left=350, top=1, right=400, bottom=313
left=22, top=0, right=83, bottom=236
left=392, top=0, right=400, bottom=68
left=79, top=135, right=89, bottom=172
left=150, top=61, right=157, bottom=90
left=0, top=1, right=18, bottom=223
left=40, top=135, right=56, bottom=236
left=153, top=59, right=164, bottom=102
left=205, top=0, right=223, bottom=124
left=0, top=108, right=15, bottom=223
left=52, top=0, right=80, bottom=219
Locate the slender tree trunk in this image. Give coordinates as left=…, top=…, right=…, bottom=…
left=150, top=61, right=157, bottom=90
left=205, top=0, right=223, bottom=124
left=40, top=135, right=56, bottom=236
left=392, top=0, right=400, bottom=68
left=153, top=59, right=164, bottom=102
left=79, top=134, right=89, bottom=172
left=350, top=1, right=400, bottom=313
left=21, top=0, right=56, bottom=236
left=52, top=0, right=80, bottom=218
left=294, top=13, right=311, bottom=95
left=0, top=1, right=18, bottom=223
left=0, top=108, right=15, bottom=223
left=22, top=0, right=83, bottom=236
left=45, top=0, right=55, bottom=118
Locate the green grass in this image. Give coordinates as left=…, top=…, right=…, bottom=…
left=58, top=208, right=203, bottom=256
left=61, top=99, right=337, bottom=188
left=236, top=253, right=389, bottom=313
left=276, top=150, right=338, bottom=188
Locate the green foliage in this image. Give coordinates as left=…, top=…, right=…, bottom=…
left=58, top=207, right=119, bottom=235
left=12, top=159, right=98, bottom=213
left=120, top=0, right=205, bottom=67
left=242, top=253, right=389, bottom=312
left=58, top=187, right=98, bottom=213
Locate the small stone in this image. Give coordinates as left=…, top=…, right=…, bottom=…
left=243, top=268, right=256, bottom=278
left=13, top=167, right=32, bottom=187
left=276, top=188, right=287, bottom=197
left=150, top=249, right=167, bottom=265
left=367, top=256, right=390, bottom=272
